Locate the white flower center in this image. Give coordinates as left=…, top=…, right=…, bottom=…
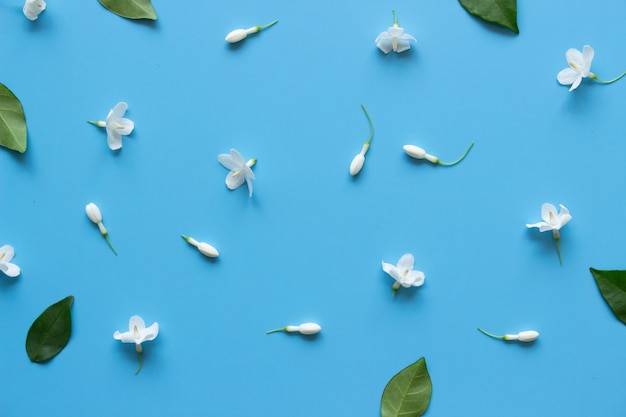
left=402, top=269, right=409, bottom=278
left=133, top=325, right=140, bottom=340
left=549, top=211, right=557, bottom=226
left=0, top=253, right=4, bottom=261
left=569, top=62, right=582, bottom=72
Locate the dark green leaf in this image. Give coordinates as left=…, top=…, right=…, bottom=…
left=26, top=296, right=74, bottom=362
left=458, top=0, right=519, bottom=34
left=590, top=268, right=626, bottom=326
left=381, top=357, right=432, bottom=417
left=0, top=82, right=27, bottom=153
left=98, top=0, right=157, bottom=20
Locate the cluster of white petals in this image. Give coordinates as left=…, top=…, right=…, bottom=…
left=557, top=45, right=595, bottom=91
left=375, top=10, right=416, bottom=54
left=88, top=102, right=135, bottom=150
left=382, top=254, right=425, bottom=295
left=23, top=0, right=46, bottom=21
left=218, top=148, right=256, bottom=197
left=0, top=245, right=20, bottom=278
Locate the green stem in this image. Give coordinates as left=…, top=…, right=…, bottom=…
left=257, top=20, right=278, bottom=31
left=266, top=327, right=286, bottom=334
left=477, top=327, right=504, bottom=340
left=361, top=104, right=374, bottom=146
left=437, top=141, right=475, bottom=167
left=135, top=351, right=143, bottom=375
left=555, top=236, right=563, bottom=265
left=392, top=9, right=398, bottom=26
left=592, top=71, right=626, bottom=84
left=103, top=233, right=117, bottom=256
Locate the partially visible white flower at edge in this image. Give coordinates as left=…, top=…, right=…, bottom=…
left=218, top=148, right=256, bottom=197
left=382, top=253, right=425, bottom=296
left=114, top=315, right=159, bottom=375
left=88, top=102, right=135, bottom=150
left=0, top=245, right=20, bottom=278
left=557, top=45, right=595, bottom=91
left=375, top=10, right=416, bottom=54
left=23, top=0, right=46, bottom=21
left=225, top=20, right=278, bottom=43
left=526, top=203, right=572, bottom=265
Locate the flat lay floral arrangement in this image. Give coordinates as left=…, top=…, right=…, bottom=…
left=2, top=0, right=626, bottom=416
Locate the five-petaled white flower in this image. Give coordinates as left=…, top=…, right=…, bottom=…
left=382, top=253, right=425, bottom=296
left=0, top=245, right=20, bottom=278
left=526, top=203, right=572, bottom=264
left=375, top=10, right=416, bottom=54
left=88, top=102, right=135, bottom=150
left=114, top=315, right=159, bottom=374
left=557, top=45, right=595, bottom=91
left=218, top=148, right=256, bottom=197
left=23, top=0, right=46, bottom=21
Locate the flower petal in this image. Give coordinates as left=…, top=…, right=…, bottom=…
left=115, top=118, right=134, bottom=136
left=565, top=48, right=583, bottom=67
left=581, top=45, right=594, bottom=76
left=540, top=203, right=557, bottom=223
left=0, top=245, right=15, bottom=262
left=225, top=171, right=245, bottom=190
left=525, top=221, right=547, bottom=230
left=395, top=39, right=412, bottom=53
left=382, top=261, right=400, bottom=281
left=140, top=322, right=159, bottom=343
left=396, top=254, right=415, bottom=272
left=558, top=205, right=572, bottom=227
left=404, top=270, right=425, bottom=287
left=113, top=330, right=136, bottom=343
left=129, top=315, right=146, bottom=331
left=106, top=129, right=123, bottom=150
left=0, top=261, right=20, bottom=277
left=557, top=68, right=580, bottom=86
left=107, top=102, right=128, bottom=121
left=387, top=26, right=404, bottom=37
left=245, top=176, right=253, bottom=197
left=569, top=75, right=583, bottom=91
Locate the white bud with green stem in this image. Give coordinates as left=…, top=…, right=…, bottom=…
left=478, top=328, right=539, bottom=342
left=181, top=235, right=219, bottom=258
left=85, top=203, right=117, bottom=255
left=349, top=104, right=374, bottom=176
left=267, top=322, right=321, bottom=335
left=403, top=142, right=474, bottom=166
left=225, top=20, right=278, bottom=43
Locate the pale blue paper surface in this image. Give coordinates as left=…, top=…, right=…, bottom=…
left=1, top=1, right=626, bottom=416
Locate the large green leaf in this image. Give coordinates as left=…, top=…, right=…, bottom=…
left=98, top=0, right=157, bottom=20
left=381, top=357, right=432, bottom=417
left=458, top=0, right=519, bottom=34
left=590, top=268, right=626, bottom=326
left=26, top=296, right=74, bottom=362
left=0, top=82, right=27, bottom=153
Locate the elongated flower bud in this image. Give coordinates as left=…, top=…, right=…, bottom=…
left=182, top=235, right=219, bottom=258
left=350, top=153, right=365, bottom=176
left=267, top=322, right=321, bottom=335
left=505, top=330, right=540, bottom=342
left=403, top=144, right=438, bottom=163
left=85, top=203, right=103, bottom=224
left=225, top=28, right=252, bottom=43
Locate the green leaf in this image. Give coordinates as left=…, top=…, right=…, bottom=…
left=26, top=296, right=74, bottom=363
left=381, top=357, right=432, bottom=417
left=590, top=268, right=626, bottom=326
left=0, top=82, right=27, bottom=153
left=98, top=0, right=157, bottom=20
left=458, top=0, right=519, bottom=34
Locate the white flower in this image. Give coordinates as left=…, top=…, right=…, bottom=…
left=349, top=105, right=374, bottom=176
left=23, top=0, right=46, bottom=21
left=403, top=142, right=474, bottom=166
left=0, top=245, right=20, bottom=278
left=382, top=254, right=425, bottom=296
left=375, top=10, right=416, bottom=54
left=85, top=202, right=117, bottom=255
left=267, top=322, right=321, bottom=335
left=88, top=102, right=135, bottom=150
left=478, top=328, right=539, bottom=343
left=526, top=203, right=571, bottom=264
left=557, top=45, right=594, bottom=91
left=225, top=20, right=278, bottom=43
left=114, top=315, right=159, bottom=374
left=181, top=235, right=219, bottom=258
left=218, top=149, right=256, bottom=197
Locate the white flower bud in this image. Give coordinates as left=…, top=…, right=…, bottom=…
left=350, top=154, right=365, bottom=176
left=197, top=242, right=219, bottom=258
left=505, top=330, right=539, bottom=342
left=85, top=203, right=103, bottom=224
left=23, top=0, right=46, bottom=21
left=403, top=144, right=426, bottom=159
left=225, top=29, right=249, bottom=43
left=297, top=322, right=321, bottom=335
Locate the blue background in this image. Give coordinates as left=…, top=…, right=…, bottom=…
left=1, top=0, right=626, bottom=416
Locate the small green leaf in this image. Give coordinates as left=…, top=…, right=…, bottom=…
left=26, top=296, right=74, bottom=363
left=381, top=357, right=432, bottom=417
left=458, top=0, right=519, bottom=34
left=98, top=0, right=157, bottom=20
left=0, top=82, right=27, bottom=153
left=590, top=268, right=626, bottom=326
